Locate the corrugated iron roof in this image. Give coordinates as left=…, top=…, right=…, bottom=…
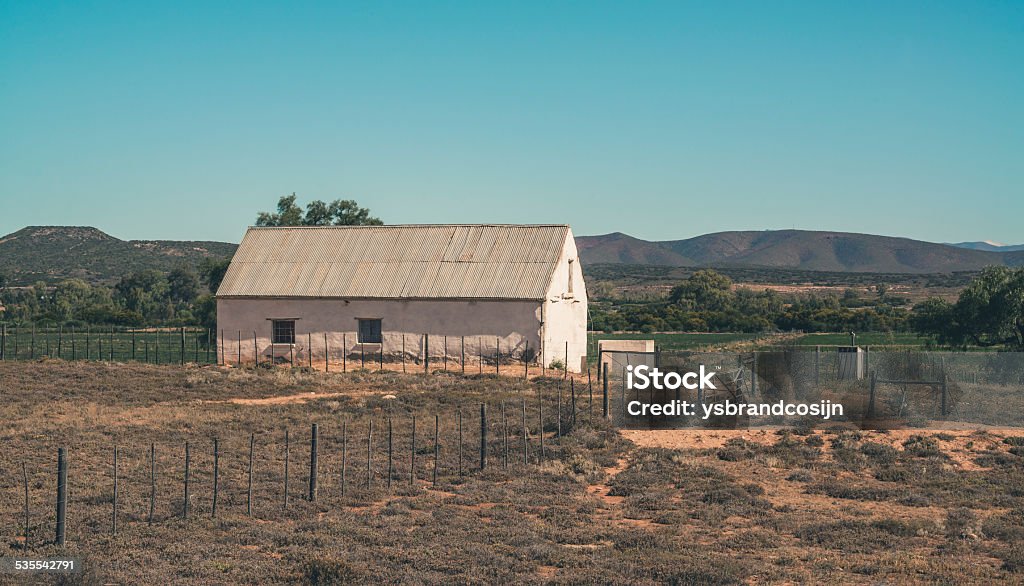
left=216, top=225, right=570, bottom=300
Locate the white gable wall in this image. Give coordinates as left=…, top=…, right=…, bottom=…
left=541, top=228, right=588, bottom=372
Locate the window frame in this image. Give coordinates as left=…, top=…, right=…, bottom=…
left=271, top=319, right=296, bottom=345
left=357, top=318, right=383, bottom=344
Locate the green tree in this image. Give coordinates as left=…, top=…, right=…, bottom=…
left=256, top=194, right=382, bottom=227
left=669, top=270, right=734, bottom=312
left=913, top=267, right=1024, bottom=349
left=199, top=258, right=231, bottom=293
left=167, top=266, right=200, bottom=303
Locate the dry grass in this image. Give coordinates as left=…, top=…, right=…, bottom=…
left=1, top=360, right=1023, bottom=584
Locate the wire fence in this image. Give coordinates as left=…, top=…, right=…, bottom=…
left=0, top=325, right=216, bottom=365
left=4, top=384, right=599, bottom=551
left=599, top=349, right=1024, bottom=429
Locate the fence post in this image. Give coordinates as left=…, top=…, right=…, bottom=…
left=361, top=338, right=365, bottom=370
left=309, top=423, right=318, bottom=501
left=112, top=446, right=118, bottom=535
left=501, top=401, right=508, bottom=469
left=366, top=420, right=373, bottom=490
left=538, top=393, right=545, bottom=461
left=325, top=333, right=329, bottom=372
left=565, top=341, right=568, bottom=379
left=495, top=337, right=500, bottom=375
left=148, top=443, right=155, bottom=525
left=522, top=398, right=528, bottom=465
left=207, top=329, right=211, bottom=364
left=410, top=415, right=416, bottom=486
left=480, top=403, right=487, bottom=471
left=237, top=331, right=241, bottom=366
left=461, top=336, right=465, bottom=374
left=868, top=371, right=877, bottom=419
left=180, top=327, right=185, bottom=365
left=110, top=327, right=115, bottom=361
left=402, top=334, right=406, bottom=373
left=343, top=332, right=347, bottom=372
left=219, top=329, right=224, bottom=365
left=380, top=336, right=384, bottom=371
left=602, top=363, right=609, bottom=419
left=247, top=433, right=254, bottom=516
left=815, top=346, right=820, bottom=388
left=458, top=409, right=463, bottom=476
left=433, top=414, right=439, bottom=486
left=478, top=335, right=483, bottom=374
left=1, top=323, right=5, bottom=361
left=31, top=324, right=35, bottom=360
left=308, top=332, right=313, bottom=368
left=183, top=442, right=190, bottom=519
left=283, top=430, right=290, bottom=509
left=22, top=462, right=29, bottom=551
left=341, top=419, right=347, bottom=496
left=387, top=418, right=393, bottom=489
left=55, top=447, right=67, bottom=546
left=424, top=334, right=429, bottom=373
left=57, top=325, right=63, bottom=359
left=71, top=326, right=76, bottom=361
left=443, top=336, right=447, bottom=372
left=212, top=439, right=219, bottom=518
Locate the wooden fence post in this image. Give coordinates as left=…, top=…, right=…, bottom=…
left=325, top=333, right=329, bottom=373
left=522, top=398, right=529, bottom=465
left=341, top=419, right=347, bottom=496
left=410, top=416, right=416, bottom=486
left=309, top=423, right=318, bottom=501
left=343, top=332, right=347, bottom=372
left=183, top=442, right=191, bottom=519
left=565, top=341, right=569, bottom=380
left=402, top=334, right=406, bottom=373
left=458, top=409, right=463, bottom=476
left=387, top=418, right=393, bottom=489
left=180, top=327, right=185, bottom=365
left=501, top=401, right=508, bottom=469
left=308, top=332, right=313, bottom=369
left=237, top=331, right=241, bottom=366
left=424, top=334, right=429, bottom=373
left=148, top=443, right=155, bottom=524
left=212, top=439, right=219, bottom=518
left=480, top=403, right=487, bottom=470
left=219, top=329, right=224, bottom=365
left=443, top=336, right=447, bottom=372
left=495, top=337, right=500, bottom=375
left=247, top=433, right=254, bottom=516
left=55, top=447, right=67, bottom=546
left=57, top=325, right=63, bottom=359
left=588, top=368, right=593, bottom=422
left=253, top=331, right=259, bottom=368
left=22, top=462, right=29, bottom=551
left=283, top=430, right=290, bottom=509
left=112, top=446, right=118, bottom=535
left=539, top=394, right=545, bottom=461
left=433, top=414, right=439, bottom=486
left=461, top=336, right=465, bottom=374
left=366, top=420, right=373, bottom=490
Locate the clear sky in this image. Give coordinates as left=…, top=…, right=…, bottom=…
left=1, top=1, right=1021, bottom=245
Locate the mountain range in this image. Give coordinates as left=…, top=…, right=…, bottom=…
left=576, top=230, right=1024, bottom=273
left=0, top=226, right=237, bottom=286
left=1, top=226, right=1021, bottom=287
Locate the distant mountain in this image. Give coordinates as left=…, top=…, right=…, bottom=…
left=0, top=226, right=238, bottom=286
left=578, top=230, right=1024, bottom=273
left=948, top=241, right=1024, bottom=252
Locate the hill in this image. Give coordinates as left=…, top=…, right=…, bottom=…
left=578, top=229, right=1024, bottom=273
left=0, top=226, right=237, bottom=286
left=949, top=241, right=1024, bottom=252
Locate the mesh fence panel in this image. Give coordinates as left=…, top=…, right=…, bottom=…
left=603, top=349, right=1024, bottom=429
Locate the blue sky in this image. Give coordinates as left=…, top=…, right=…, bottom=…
left=1, top=1, right=1021, bottom=244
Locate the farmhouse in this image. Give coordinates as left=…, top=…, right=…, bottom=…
left=215, top=224, right=588, bottom=371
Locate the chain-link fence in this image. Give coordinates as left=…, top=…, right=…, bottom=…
left=600, top=349, right=1024, bottom=430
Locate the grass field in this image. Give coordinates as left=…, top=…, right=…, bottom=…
left=587, top=332, right=760, bottom=359
left=1, top=361, right=1023, bottom=583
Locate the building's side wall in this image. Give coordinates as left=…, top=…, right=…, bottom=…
left=541, top=229, right=588, bottom=372
left=216, top=298, right=542, bottom=366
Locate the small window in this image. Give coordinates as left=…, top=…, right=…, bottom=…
left=358, top=318, right=382, bottom=344
left=272, top=320, right=295, bottom=344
